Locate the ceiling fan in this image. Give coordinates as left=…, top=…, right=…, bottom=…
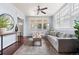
left=37, top=5, right=48, bottom=15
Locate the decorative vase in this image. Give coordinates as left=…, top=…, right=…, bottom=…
left=15, top=25, right=18, bottom=32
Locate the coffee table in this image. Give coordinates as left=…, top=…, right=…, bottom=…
left=33, top=38, right=42, bottom=46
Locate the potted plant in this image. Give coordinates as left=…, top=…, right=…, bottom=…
left=74, top=20, right=79, bottom=39
left=0, top=16, right=9, bottom=34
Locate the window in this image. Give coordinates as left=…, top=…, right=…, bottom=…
left=29, top=17, right=48, bottom=30
left=54, top=3, right=74, bottom=28
left=43, top=23, right=47, bottom=29
left=73, top=3, right=79, bottom=10
left=37, top=23, right=42, bottom=29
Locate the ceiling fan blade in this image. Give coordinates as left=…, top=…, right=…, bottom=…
left=41, top=11, right=46, bottom=14
left=40, top=7, right=48, bottom=10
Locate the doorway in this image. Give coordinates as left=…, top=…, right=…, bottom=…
left=17, top=17, right=24, bottom=37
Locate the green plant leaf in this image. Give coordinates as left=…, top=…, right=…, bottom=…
left=74, top=20, right=79, bottom=39
left=0, top=16, right=9, bottom=28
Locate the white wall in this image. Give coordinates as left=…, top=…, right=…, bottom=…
left=23, top=16, right=30, bottom=36
left=0, top=3, right=25, bottom=50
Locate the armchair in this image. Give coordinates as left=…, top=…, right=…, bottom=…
left=32, top=31, right=42, bottom=46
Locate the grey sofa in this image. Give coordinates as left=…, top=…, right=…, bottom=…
left=47, top=35, right=79, bottom=52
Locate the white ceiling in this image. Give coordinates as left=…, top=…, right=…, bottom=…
left=13, top=3, right=64, bottom=16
